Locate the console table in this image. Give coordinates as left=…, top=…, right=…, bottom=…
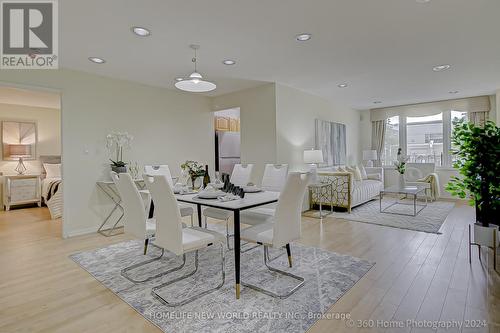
left=96, top=179, right=146, bottom=236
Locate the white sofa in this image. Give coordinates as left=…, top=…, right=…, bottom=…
left=310, top=167, right=384, bottom=212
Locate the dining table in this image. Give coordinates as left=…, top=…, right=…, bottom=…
left=174, top=191, right=280, bottom=299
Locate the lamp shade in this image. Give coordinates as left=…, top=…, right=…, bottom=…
left=303, top=149, right=324, bottom=164
left=8, top=144, right=31, bottom=157
left=362, top=150, right=378, bottom=161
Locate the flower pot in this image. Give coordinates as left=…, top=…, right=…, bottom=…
left=473, top=223, right=499, bottom=248
left=398, top=174, right=406, bottom=188
left=111, top=165, right=127, bottom=173
left=191, top=176, right=203, bottom=191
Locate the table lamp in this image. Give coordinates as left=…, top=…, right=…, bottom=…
left=8, top=144, right=31, bottom=174
left=303, top=149, right=323, bottom=183
left=362, top=150, right=377, bottom=167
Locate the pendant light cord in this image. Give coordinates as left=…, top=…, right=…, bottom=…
left=192, top=48, right=197, bottom=72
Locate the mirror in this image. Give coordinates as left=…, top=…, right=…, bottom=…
left=2, top=121, right=37, bottom=161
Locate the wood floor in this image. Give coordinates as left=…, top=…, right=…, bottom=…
left=0, top=202, right=498, bottom=333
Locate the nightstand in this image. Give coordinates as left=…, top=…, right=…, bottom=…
left=3, top=174, right=41, bottom=211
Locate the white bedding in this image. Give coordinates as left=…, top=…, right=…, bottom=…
left=42, top=177, right=61, bottom=201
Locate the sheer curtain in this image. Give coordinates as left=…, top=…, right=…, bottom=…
left=469, top=111, right=489, bottom=127
left=371, top=120, right=386, bottom=167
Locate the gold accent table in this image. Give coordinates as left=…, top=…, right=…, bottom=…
left=303, top=182, right=333, bottom=219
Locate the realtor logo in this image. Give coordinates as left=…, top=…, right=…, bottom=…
left=1, top=0, right=58, bottom=69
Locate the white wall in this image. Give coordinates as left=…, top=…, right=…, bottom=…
left=275, top=84, right=361, bottom=171
left=212, top=84, right=277, bottom=183
left=0, top=69, right=213, bottom=237
left=0, top=103, right=61, bottom=175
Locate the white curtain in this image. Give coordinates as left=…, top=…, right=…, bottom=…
left=469, top=111, right=488, bottom=127
left=371, top=120, right=386, bottom=167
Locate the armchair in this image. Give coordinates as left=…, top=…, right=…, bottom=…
left=404, top=163, right=435, bottom=200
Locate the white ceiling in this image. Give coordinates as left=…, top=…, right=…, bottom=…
left=60, top=0, right=500, bottom=110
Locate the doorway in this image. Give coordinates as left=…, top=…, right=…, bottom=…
left=0, top=85, right=62, bottom=235
left=214, top=108, right=240, bottom=176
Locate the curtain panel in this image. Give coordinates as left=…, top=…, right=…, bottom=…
left=371, top=120, right=386, bottom=167
left=469, top=111, right=488, bottom=127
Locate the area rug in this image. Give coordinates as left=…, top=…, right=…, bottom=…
left=333, top=199, right=455, bottom=234
left=70, top=240, right=373, bottom=333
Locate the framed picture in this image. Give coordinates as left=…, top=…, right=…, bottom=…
left=315, top=119, right=346, bottom=166
left=2, top=120, right=37, bottom=161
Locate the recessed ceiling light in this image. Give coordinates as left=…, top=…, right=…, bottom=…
left=131, top=26, right=151, bottom=37
left=295, top=33, right=312, bottom=41
left=432, top=64, right=451, bottom=72
left=337, top=83, right=348, bottom=88
left=373, top=101, right=382, bottom=104
left=88, top=57, right=105, bottom=64
left=449, top=90, right=459, bottom=94
left=222, top=59, right=236, bottom=65
left=175, top=77, right=184, bottom=82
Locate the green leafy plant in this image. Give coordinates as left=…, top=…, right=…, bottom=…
left=446, top=120, right=500, bottom=227
left=110, top=159, right=127, bottom=167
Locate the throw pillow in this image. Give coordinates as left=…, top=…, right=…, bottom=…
left=358, top=164, right=368, bottom=180
left=44, top=163, right=61, bottom=179
left=346, top=166, right=362, bottom=181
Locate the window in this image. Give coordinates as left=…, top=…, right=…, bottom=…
left=381, top=116, right=399, bottom=166
left=380, top=110, right=468, bottom=168
left=450, top=111, right=467, bottom=165
left=406, top=113, right=444, bottom=166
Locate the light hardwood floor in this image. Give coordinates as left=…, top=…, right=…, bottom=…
left=0, top=202, right=498, bottom=333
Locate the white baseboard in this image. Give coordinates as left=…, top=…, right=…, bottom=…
left=63, top=226, right=98, bottom=238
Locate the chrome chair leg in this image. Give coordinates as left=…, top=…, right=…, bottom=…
left=190, top=214, right=194, bottom=227
left=151, top=244, right=226, bottom=307
left=241, top=245, right=305, bottom=299
left=121, top=248, right=187, bottom=284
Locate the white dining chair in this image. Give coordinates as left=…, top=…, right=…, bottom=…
left=111, top=172, right=156, bottom=256
left=202, top=163, right=254, bottom=248
left=243, top=164, right=288, bottom=218
left=240, top=172, right=311, bottom=299
left=127, top=174, right=226, bottom=307
left=144, top=165, right=195, bottom=225
left=261, top=164, right=289, bottom=192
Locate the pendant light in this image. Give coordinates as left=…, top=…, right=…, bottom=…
left=175, top=45, right=216, bottom=93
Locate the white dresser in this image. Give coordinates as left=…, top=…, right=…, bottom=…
left=3, top=174, right=41, bottom=211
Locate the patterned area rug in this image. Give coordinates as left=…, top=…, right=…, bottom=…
left=333, top=199, right=455, bottom=234
left=70, top=240, right=373, bottom=333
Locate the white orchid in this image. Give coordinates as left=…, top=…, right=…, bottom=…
left=106, top=132, right=133, bottom=166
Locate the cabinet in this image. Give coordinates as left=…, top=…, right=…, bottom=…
left=3, top=174, right=41, bottom=211
left=215, top=116, right=240, bottom=132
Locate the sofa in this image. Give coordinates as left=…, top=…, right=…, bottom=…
left=310, top=167, right=384, bottom=213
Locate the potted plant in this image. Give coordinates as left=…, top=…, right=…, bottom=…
left=394, top=148, right=408, bottom=188
left=180, top=160, right=205, bottom=190
left=106, top=132, right=133, bottom=173
left=446, top=120, right=500, bottom=249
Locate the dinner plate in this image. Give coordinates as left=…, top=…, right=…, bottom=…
left=243, top=186, right=262, bottom=193
left=197, top=190, right=225, bottom=199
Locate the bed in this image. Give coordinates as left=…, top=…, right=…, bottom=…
left=40, top=155, right=62, bottom=219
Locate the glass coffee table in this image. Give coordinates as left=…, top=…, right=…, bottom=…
left=380, top=185, right=428, bottom=217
